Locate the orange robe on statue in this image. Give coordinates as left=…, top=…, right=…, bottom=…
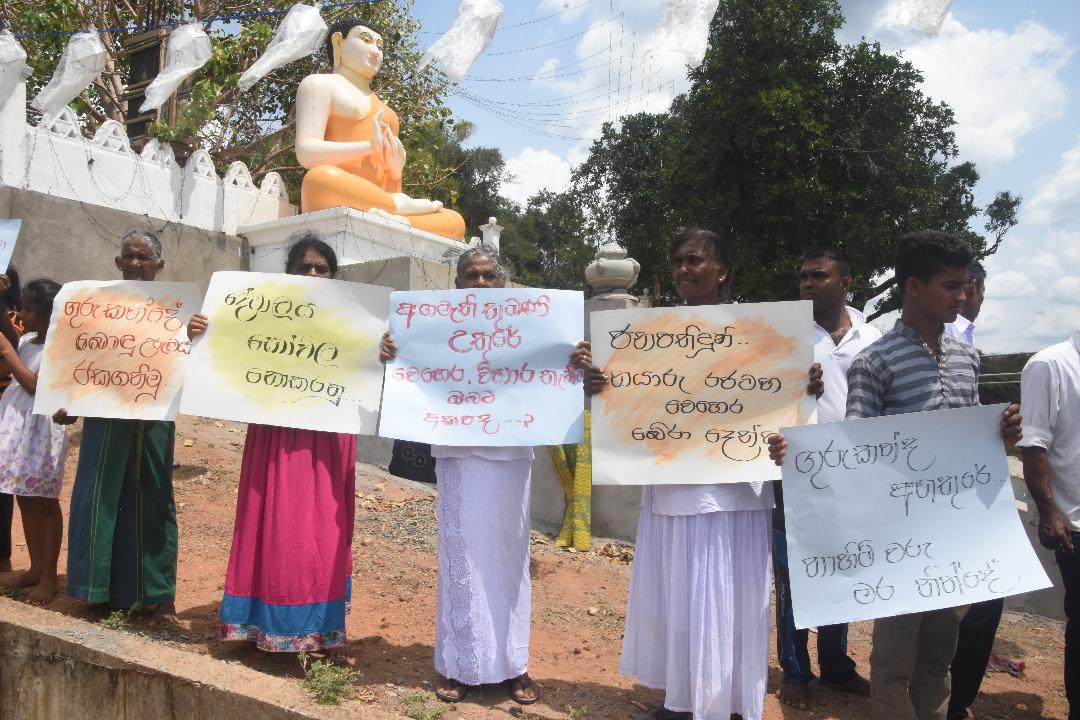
left=300, top=94, right=466, bottom=241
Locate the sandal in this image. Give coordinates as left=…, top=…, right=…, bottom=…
left=643, top=707, right=692, bottom=720
left=434, top=679, right=471, bottom=703
left=508, top=673, right=539, bottom=705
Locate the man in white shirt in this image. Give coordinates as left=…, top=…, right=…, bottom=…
left=773, top=248, right=879, bottom=707
left=943, top=261, right=984, bottom=345
left=1018, top=331, right=1080, bottom=720
left=947, top=259, right=1003, bottom=720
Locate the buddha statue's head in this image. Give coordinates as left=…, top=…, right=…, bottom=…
left=326, top=17, right=384, bottom=79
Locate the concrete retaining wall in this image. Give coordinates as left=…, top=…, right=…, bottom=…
left=0, top=598, right=396, bottom=720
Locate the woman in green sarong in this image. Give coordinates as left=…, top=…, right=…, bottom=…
left=55, top=229, right=179, bottom=620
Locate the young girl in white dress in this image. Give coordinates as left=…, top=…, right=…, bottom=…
left=0, top=279, right=68, bottom=604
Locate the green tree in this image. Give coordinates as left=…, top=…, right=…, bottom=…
left=499, top=190, right=594, bottom=289
left=573, top=109, right=683, bottom=301
left=572, top=0, right=1019, bottom=312
left=403, top=118, right=513, bottom=234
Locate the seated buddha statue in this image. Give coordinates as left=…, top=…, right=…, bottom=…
left=295, top=19, right=466, bottom=241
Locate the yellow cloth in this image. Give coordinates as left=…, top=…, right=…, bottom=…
left=549, top=410, right=592, bottom=551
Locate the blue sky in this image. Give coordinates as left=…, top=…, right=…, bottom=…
left=409, top=1, right=1080, bottom=354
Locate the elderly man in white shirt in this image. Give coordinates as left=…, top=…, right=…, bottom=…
left=943, top=261, right=984, bottom=346
left=1019, top=331, right=1080, bottom=720
left=773, top=248, right=879, bottom=708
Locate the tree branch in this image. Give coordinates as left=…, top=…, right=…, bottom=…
left=253, top=165, right=302, bottom=181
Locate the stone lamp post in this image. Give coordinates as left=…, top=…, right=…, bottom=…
left=584, top=241, right=641, bottom=337
left=585, top=241, right=640, bottom=299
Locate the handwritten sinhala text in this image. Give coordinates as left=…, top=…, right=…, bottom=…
left=793, top=433, right=937, bottom=489
left=607, top=323, right=736, bottom=359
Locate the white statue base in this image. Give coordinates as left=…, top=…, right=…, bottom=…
left=240, top=206, right=468, bottom=273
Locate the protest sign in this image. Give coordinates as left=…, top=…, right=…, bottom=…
left=180, top=272, right=390, bottom=434
left=781, top=404, right=1051, bottom=629
left=379, top=288, right=585, bottom=446
left=590, top=302, right=815, bottom=485
left=0, top=219, right=21, bottom=273
left=34, top=280, right=200, bottom=420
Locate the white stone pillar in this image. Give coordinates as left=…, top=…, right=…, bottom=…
left=479, top=216, right=502, bottom=252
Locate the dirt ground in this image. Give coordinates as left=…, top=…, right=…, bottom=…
left=2, top=414, right=1069, bottom=719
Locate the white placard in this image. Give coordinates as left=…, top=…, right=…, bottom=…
left=590, top=301, right=815, bottom=484
left=379, top=288, right=585, bottom=446
left=34, top=280, right=199, bottom=420
left=180, top=272, right=390, bottom=434
left=782, top=404, right=1052, bottom=629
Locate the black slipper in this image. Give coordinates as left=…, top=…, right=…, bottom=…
left=434, top=679, right=471, bottom=703
left=508, top=673, right=539, bottom=705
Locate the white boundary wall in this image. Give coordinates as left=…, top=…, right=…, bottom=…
left=0, top=73, right=295, bottom=236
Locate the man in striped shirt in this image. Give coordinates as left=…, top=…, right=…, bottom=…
left=769, top=231, right=1021, bottom=719
left=845, top=233, right=1020, bottom=720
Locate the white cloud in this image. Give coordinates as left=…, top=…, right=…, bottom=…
left=976, top=230, right=1080, bottom=352
left=501, top=147, right=573, bottom=206
left=986, top=270, right=1035, bottom=299
left=533, top=57, right=560, bottom=78
left=899, top=19, right=1072, bottom=168
left=837, top=2, right=1073, bottom=170
left=1028, top=135, right=1080, bottom=227
left=1051, top=276, right=1080, bottom=303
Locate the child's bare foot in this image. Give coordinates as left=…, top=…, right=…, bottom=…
left=1, top=569, right=41, bottom=588
left=27, top=576, right=58, bottom=605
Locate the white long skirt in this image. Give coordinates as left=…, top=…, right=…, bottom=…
left=620, top=491, right=772, bottom=719
left=434, top=456, right=532, bottom=685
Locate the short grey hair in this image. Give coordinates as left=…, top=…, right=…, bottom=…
left=456, top=244, right=507, bottom=281
left=121, top=228, right=163, bottom=260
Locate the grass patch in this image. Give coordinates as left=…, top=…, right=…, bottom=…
left=100, top=608, right=136, bottom=630
left=401, top=692, right=448, bottom=720
left=299, top=652, right=362, bottom=705
left=565, top=705, right=588, bottom=719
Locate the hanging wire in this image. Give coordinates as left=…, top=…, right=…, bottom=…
left=486, top=14, right=623, bottom=56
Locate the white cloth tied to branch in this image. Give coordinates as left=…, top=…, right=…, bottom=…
left=419, top=0, right=503, bottom=84
left=238, top=3, right=327, bottom=92
left=645, top=0, right=721, bottom=68
left=31, top=31, right=107, bottom=119
left=0, top=30, right=29, bottom=100
left=140, top=23, right=212, bottom=113
left=895, top=0, right=954, bottom=37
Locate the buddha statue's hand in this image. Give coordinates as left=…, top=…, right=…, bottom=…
left=381, top=124, right=405, bottom=181
left=367, top=107, right=404, bottom=180
left=370, top=107, right=385, bottom=159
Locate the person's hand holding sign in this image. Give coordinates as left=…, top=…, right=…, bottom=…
left=379, top=331, right=397, bottom=363
left=188, top=313, right=209, bottom=339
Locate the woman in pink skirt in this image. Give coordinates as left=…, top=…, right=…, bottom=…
left=188, top=232, right=356, bottom=652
